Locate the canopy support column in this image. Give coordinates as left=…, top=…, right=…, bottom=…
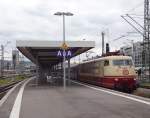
left=36, top=55, right=39, bottom=86
left=68, top=58, right=71, bottom=85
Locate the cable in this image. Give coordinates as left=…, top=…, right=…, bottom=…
left=127, top=14, right=144, bottom=19
left=127, top=1, right=144, bottom=13
left=129, top=17, right=144, bottom=19
left=129, top=14, right=144, bottom=16
left=126, top=14, right=144, bottom=29
left=121, top=15, right=144, bottom=36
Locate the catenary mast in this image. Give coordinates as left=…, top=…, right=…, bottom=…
left=143, top=0, right=150, bottom=82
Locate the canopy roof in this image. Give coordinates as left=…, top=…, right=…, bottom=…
left=16, top=40, right=95, bottom=67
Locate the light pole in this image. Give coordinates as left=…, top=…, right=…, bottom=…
left=54, top=12, right=73, bottom=89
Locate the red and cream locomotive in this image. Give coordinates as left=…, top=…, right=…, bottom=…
left=71, top=54, right=137, bottom=92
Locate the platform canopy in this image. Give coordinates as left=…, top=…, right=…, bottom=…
left=16, top=40, right=95, bottom=67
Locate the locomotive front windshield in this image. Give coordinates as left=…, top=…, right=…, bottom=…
left=112, top=59, right=133, bottom=66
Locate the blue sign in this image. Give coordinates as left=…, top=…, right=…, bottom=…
left=57, top=50, right=72, bottom=57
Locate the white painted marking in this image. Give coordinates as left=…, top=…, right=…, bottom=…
left=0, top=80, right=26, bottom=107
left=71, top=80, right=150, bottom=106
left=9, top=77, right=33, bottom=118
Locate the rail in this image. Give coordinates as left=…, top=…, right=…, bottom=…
left=0, top=81, right=21, bottom=99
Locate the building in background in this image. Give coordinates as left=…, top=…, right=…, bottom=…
left=0, top=49, right=35, bottom=77
left=134, top=42, right=143, bottom=68
left=0, top=60, right=11, bottom=70
left=120, top=41, right=143, bottom=68
left=12, top=50, right=19, bottom=70
left=120, top=46, right=132, bottom=57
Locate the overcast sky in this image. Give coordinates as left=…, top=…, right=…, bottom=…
left=0, top=0, right=144, bottom=60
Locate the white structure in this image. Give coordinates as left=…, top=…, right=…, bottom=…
left=120, top=41, right=143, bottom=68
left=12, top=50, right=19, bottom=69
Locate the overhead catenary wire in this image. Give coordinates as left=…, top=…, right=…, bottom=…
left=121, top=15, right=144, bottom=36
left=127, top=1, right=144, bottom=13
left=124, top=1, right=144, bottom=24
left=129, top=14, right=144, bottom=16
left=126, top=14, right=144, bottom=29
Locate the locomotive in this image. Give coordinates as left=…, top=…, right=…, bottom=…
left=71, top=55, right=137, bottom=92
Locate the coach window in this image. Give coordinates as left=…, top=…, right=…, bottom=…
left=104, top=60, right=109, bottom=66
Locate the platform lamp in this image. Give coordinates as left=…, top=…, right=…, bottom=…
left=54, top=12, right=73, bottom=89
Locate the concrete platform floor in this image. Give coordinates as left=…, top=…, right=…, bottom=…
left=21, top=79, right=150, bottom=118
left=1, top=78, right=150, bottom=118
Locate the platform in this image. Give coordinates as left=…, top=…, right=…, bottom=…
left=0, top=77, right=150, bottom=118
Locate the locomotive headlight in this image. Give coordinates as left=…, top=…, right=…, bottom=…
left=134, top=78, right=136, bottom=81
left=115, top=78, right=119, bottom=81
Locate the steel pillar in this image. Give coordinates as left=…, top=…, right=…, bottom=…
left=36, top=56, right=39, bottom=85
left=68, top=58, right=70, bottom=85
left=143, top=0, right=150, bottom=82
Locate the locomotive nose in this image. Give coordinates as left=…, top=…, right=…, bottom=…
left=122, top=78, right=135, bottom=92
left=114, top=77, right=136, bottom=92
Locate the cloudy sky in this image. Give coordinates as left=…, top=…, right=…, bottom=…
left=0, top=0, right=144, bottom=60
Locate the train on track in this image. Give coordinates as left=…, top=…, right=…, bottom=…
left=71, top=54, right=137, bottom=92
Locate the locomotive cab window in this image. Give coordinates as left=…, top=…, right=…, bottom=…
left=125, top=59, right=133, bottom=66
left=104, top=60, right=109, bottom=66
left=113, top=59, right=133, bottom=66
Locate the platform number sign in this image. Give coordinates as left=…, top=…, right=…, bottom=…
left=57, top=42, right=72, bottom=57
left=57, top=50, right=72, bottom=57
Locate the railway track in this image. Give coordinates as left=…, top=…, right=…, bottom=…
left=0, top=81, right=20, bottom=99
